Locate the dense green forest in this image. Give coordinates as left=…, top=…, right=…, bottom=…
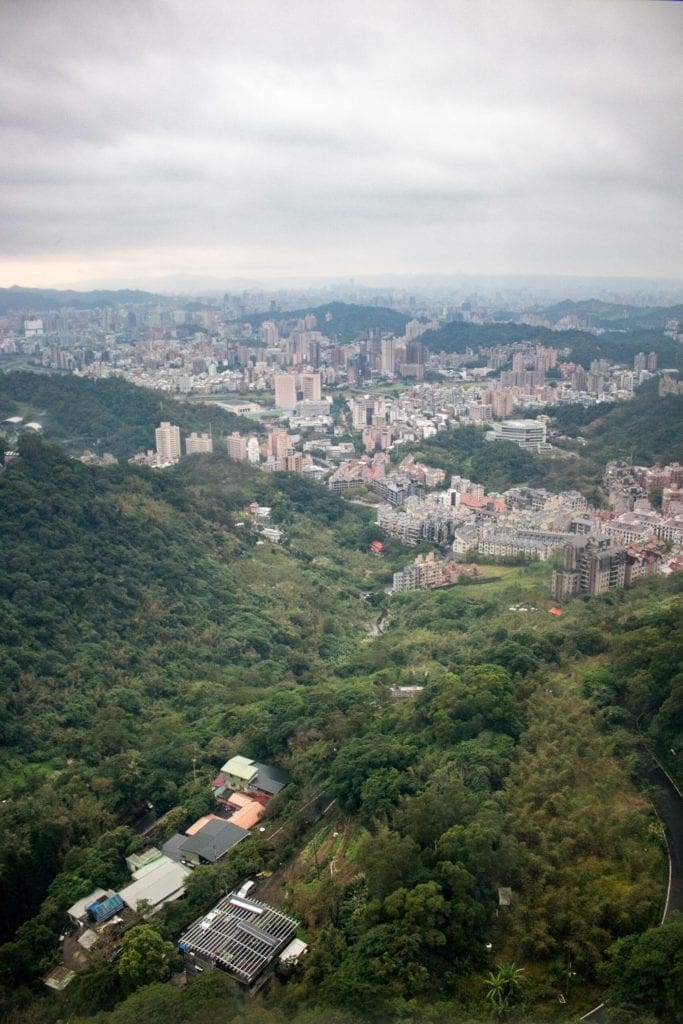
left=0, top=424, right=681, bottom=1024
left=232, top=302, right=411, bottom=342
left=0, top=372, right=254, bottom=460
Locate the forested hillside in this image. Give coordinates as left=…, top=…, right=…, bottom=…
left=233, top=302, right=410, bottom=342
left=420, top=320, right=682, bottom=370
left=0, top=434, right=681, bottom=1024
left=0, top=372, right=253, bottom=460
left=536, top=298, right=683, bottom=331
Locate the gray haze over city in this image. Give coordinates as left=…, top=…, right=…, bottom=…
left=1, top=0, right=682, bottom=293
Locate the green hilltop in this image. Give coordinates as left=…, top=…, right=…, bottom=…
left=232, top=301, right=411, bottom=342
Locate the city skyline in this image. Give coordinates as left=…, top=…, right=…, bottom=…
left=1, top=0, right=682, bottom=288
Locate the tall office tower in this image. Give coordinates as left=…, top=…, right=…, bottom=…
left=274, top=373, right=298, bottom=409
left=647, top=351, right=658, bottom=371
left=380, top=338, right=396, bottom=375
left=301, top=372, right=321, bottom=402
left=185, top=431, right=213, bottom=455
left=634, top=352, right=647, bottom=371
left=225, top=431, right=248, bottom=461
left=155, top=421, right=181, bottom=465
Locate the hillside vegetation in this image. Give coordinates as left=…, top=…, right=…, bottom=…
left=0, top=429, right=680, bottom=1024
left=0, top=372, right=253, bottom=460
left=233, top=301, right=410, bottom=342
left=420, top=320, right=682, bottom=370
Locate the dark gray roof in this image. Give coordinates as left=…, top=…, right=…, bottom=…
left=180, top=820, right=249, bottom=863
left=252, top=762, right=289, bottom=795
left=179, top=891, right=298, bottom=984
left=162, top=833, right=188, bottom=863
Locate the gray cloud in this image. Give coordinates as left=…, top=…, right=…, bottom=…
left=0, top=0, right=681, bottom=284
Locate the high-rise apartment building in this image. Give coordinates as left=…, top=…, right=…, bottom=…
left=267, top=428, right=291, bottom=459
left=155, top=421, right=181, bottom=465
left=225, top=432, right=247, bottom=461
left=301, top=372, right=321, bottom=402
left=185, top=432, right=213, bottom=455
left=552, top=537, right=630, bottom=599
left=259, top=321, right=279, bottom=345
left=274, top=373, right=297, bottom=409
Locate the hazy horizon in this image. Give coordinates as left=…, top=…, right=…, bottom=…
left=1, top=0, right=682, bottom=289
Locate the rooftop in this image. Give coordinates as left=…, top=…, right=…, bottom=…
left=252, top=762, right=290, bottom=795
left=229, top=802, right=266, bottom=830
left=179, top=892, right=298, bottom=985
left=186, top=814, right=225, bottom=836
left=119, top=858, right=191, bottom=912
left=180, top=818, right=249, bottom=863
left=67, top=888, right=112, bottom=923
left=161, top=833, right=187, bottom=863
left=222, top=755, right=258, bottom=780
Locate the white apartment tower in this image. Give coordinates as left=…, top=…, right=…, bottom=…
left=155, top=421, right=181, bottom=465
left=246, top=436, right=261, bottom=464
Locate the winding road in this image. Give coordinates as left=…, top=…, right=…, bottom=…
left=579, top=760, right=683, bottom=1023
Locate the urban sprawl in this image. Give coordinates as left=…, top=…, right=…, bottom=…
left=3, top=296, right=682, bottom=600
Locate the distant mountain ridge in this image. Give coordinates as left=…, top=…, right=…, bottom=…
left=0, top=286, right=163, bottom=314
left=535, top=298, right=683, bottom=330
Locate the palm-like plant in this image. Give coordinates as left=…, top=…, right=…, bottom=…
left=484, top=962, right=525, bottom=1015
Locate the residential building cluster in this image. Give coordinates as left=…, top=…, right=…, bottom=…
left=45, top=752, right=292, bottom=993
left=328, top=453, right=445, bottom=503
left=372, top=455, right=682, bottom=597
left=392, top=552, right=481, bottom=591
left=551, top=536, right=662, bottom=599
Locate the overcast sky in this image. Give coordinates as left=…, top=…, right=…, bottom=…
left=1, top=0, right=681, bottom=288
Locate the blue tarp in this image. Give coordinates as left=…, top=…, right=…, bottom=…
left=87, top=893, right=124, bottom=923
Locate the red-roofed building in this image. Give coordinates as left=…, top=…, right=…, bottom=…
left=229, top=802, right=266, bottom=830
left=185, top=814, right=225, bottom=836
